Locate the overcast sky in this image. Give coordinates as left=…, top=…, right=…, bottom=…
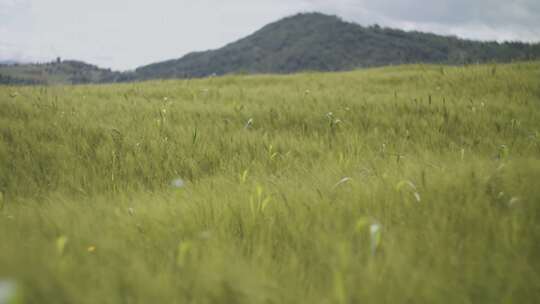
left=1, top=0, right=539, bottom=70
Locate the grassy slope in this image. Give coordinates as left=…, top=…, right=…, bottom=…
left=0, top=62, right=117, bottom=85
left=0, top=62, right=539, bottom=303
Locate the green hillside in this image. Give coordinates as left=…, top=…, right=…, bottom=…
left=0, top=60, right=131, bottom=85
left=135, top=13, right=540, bottom=79
left=1, top=62, right=539, bottom=303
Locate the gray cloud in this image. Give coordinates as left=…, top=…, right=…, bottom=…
left=300, top=0, right=540, bottom=41
left=0, top=0, right=538, bottom=70
left=361, top=0, right=540, bottom=27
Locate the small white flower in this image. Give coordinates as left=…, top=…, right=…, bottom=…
left=244, top=118, right=253, bottom=129
left=370, top=223, right=381, bottom=235
left=0, top=280, right=18, bottom=304
left=171, top=178, right=185, bottom=188
left=369, top=223, right=382, bottom=256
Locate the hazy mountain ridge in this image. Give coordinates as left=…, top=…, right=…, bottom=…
left=0, top=60, right=135, bottom=85
left=0, top=60, right=20, bottom=65
left=134, top=13, right=540, bottom=80
left=2, top=12, right=540, bottom=84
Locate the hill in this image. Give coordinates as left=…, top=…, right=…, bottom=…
left=0, top=60, right=134, bottom=85
left=135, top=12, right=540, bottom=79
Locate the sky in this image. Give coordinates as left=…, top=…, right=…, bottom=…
left=1, top=0, right=539, bottom=70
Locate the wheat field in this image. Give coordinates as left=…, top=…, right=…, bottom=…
left=1, top=62, right=539, bottom=303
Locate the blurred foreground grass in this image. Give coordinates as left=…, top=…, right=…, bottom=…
left=1, top=62, right=539, bottom=303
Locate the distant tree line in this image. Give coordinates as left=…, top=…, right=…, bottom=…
left=0, top=73, right=44, bottom=85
